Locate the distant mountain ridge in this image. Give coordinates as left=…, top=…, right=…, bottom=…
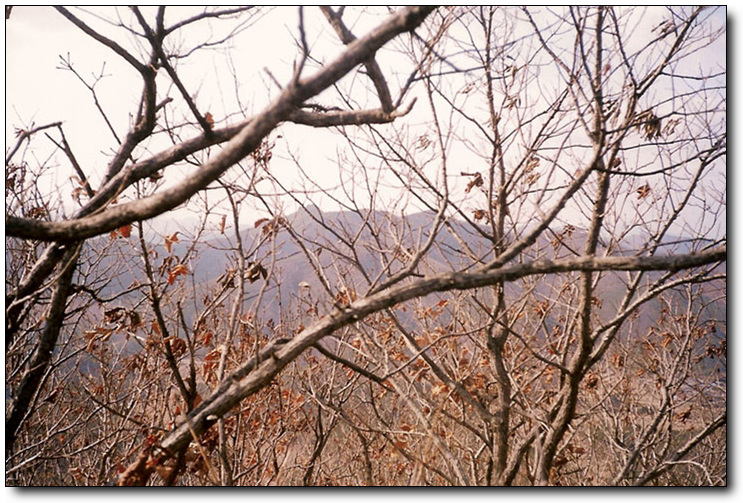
left=89, top=205, right=725, bottom=367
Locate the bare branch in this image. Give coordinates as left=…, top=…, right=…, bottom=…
left=150, top=245, right=724, bottom=467
left=5, top=7, right=436, bottom=243
left=54, top=7, right=147, bottom=74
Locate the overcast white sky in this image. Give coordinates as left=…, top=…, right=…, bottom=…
left=4, top=6, right=433, bottom=236
left=3, top=7, right=728, bottom=238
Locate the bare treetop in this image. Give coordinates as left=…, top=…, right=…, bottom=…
left=5, top=6, right=725, bottom=486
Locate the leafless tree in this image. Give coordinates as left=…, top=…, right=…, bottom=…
left=6, top=6, right=725, bottom=486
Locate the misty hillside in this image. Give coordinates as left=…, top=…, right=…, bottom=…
left=86, top=205, right=725, bottom=375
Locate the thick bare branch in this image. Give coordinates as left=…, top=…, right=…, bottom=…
left=54, top=7, right=147, bottom=74
left=147, top=245, right=724, bottom=468
left=320, top=6, right=395, bottom=112
left=5, top=6, right=436, bottom=243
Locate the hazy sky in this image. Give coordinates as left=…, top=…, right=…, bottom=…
left=3, top=6, right=728, bottom=241
left=5, top=7, right=344, bottom=233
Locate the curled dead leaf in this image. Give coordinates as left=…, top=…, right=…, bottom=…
left=219, top=214, right=227, bottom=234
left=164, top=232, right=179, bottom=254
left=636, top=183, right=651, bottom=200
left=464, top=172, right=483, bottom=193
left=167, top=264, right=188, bottom=285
